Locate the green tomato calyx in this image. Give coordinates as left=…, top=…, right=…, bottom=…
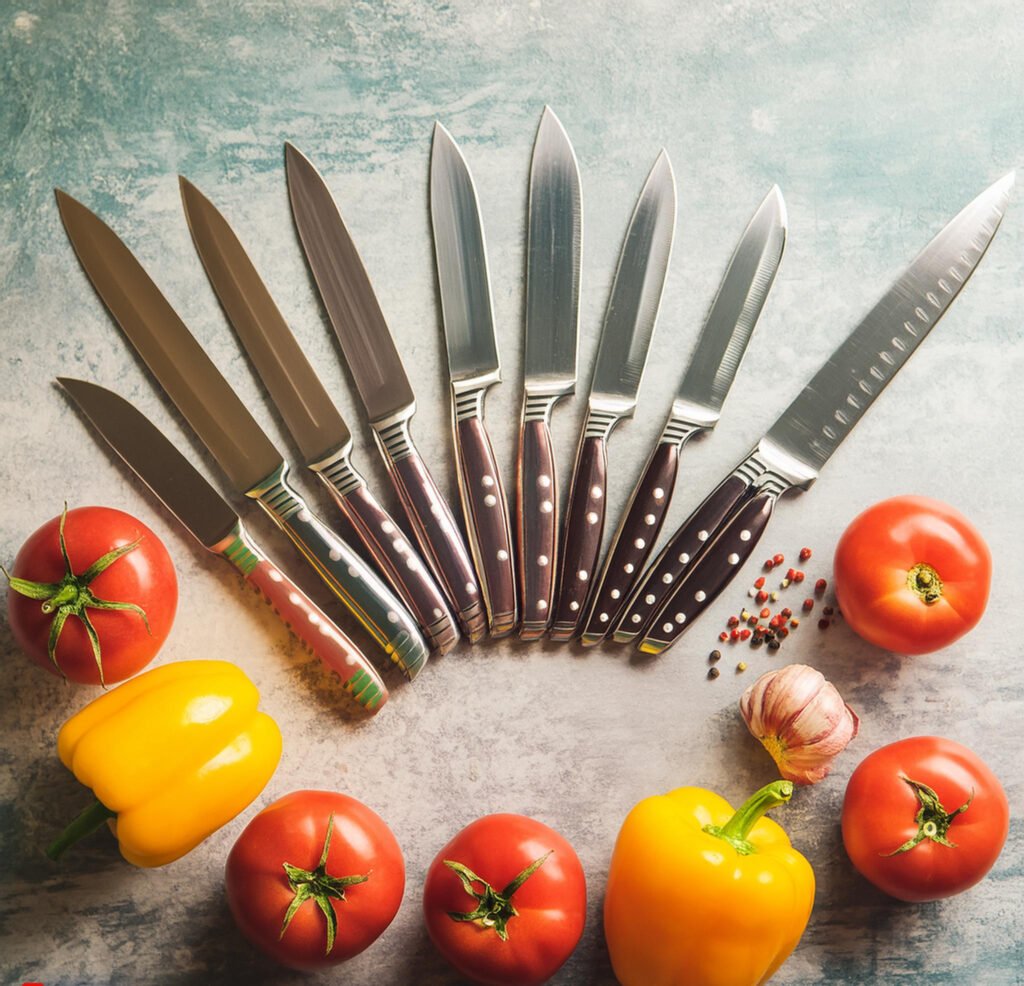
left=884, top=776, right=973, bottom=855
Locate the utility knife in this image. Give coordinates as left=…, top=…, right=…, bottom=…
left=549, top=151, right=676, bottom=640
left=580, top=186, right=786, bottom=645
left=59, top=378, right=388, bottom=713
left=55, top=189, right=429, bottom=679
left=285, top=143, right=486, bottom=643
left=614, top=172, right=1014, bottom=652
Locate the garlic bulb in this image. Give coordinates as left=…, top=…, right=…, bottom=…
left=739, top=664, right=859, bottom=785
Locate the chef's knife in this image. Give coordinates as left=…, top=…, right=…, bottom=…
left=429, top=123, right=517, bottom=637
left=59, top=378, right=388, bottom=712
left=517, top=107, right=582, bottom=639
left=549, top=150, right=676, bottom=640
left=285, top=142, right=486, bottom=644
left=178, top=176, right=459, bottom=656
left=580, top=186, right=786, bottom=645
left=615, top=171, right=1014, bottom=652
left=55, top=189, right=429, bottom=680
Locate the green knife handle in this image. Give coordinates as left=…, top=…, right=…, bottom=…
left=248, top=462, right=429, bottom=680
left=212, top=519, right=388, bottom=713
left=311, top=448, right=460, bottom=656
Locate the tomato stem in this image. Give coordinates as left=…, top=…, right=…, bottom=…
left=906, top=562, right=943, bottom=604
left=46, top=799, right=117, bottom=860
left=883, top=776, right=973, bottom=855
left=703, top=780, right=794, bottom=856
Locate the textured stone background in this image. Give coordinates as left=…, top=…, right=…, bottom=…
left=1, top=1, right=1022, bottom=983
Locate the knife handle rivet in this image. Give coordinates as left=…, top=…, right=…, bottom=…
left=347, top=565, right=360, bottom=578
left=599, top=613, right=609, bottom=622
left=739, top=530, right=751, bottom=541
left=663, top=622, right=673, bottom=633
left=631, top=613, right=643, bottom=624
left=578, top=570, right=589, bottom=581
left=538, top=475, right=551, bottom=488
left=484, top=494, right=497, bottom=507
left=268, top=569, right=283, bottom=582
left=482, top=475, right=494, bottom=488
left=308, top=612, right=320, bottom=625
left=634, top=538, right=645, bottom=549
left=610, top=589, right=621, bottom=600
left=407, top=558, right=419, bottom=571
left=662, top=573, right=673, bottom=585
left=329, top=549, right=342, bottom=562
left=586, top=511, right=599, bottom=524
left=728, top=553, right=740, bottom=564
left=675, top=613, right=686, bottom=623
left=569, top=601, right=579, bottom=611
left=386, top=611, right=399, bottom=623
left=695, top=590, right=707, bottom=602
left=541, top=500, right=553, bottom=513
left=644, top=514, right=656, bottom=525
left=382, top=520, right=394, bottom=533
left=590, top=485, right=603, bottom=499
left=393, top=540, right=406, bottom=553
left=653, top=488, right=665, bottom=500
left=497, top=549, right=509, bottom=561
left=679, top=553, right=690, bottom=564
left=538, top=599, right=548, bottom=611
left=465, top=581, right=477, bottom=595
left=645, top=593, right=656, bottom=604
left=624, top=563, right=634, bottom=574
left=433, top=607, right=445, bottom=619
left=698, top=530, right=709, bottom=542
left=298, top=508, right=311, bottom=523
left=289, top=592, right=301, bottom=605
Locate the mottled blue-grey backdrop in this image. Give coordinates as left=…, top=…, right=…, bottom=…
left=2, top=1, right=1022, bottom=983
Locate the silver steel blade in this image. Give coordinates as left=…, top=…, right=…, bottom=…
left=676, top=185, right=787, bottom=421
left=765, top=172, right=1014, bottom=471
left=429, top=123, right=499, bottom=383
left=59, top=378, right=238, bottom=549
left=179, top=176, right=352, bottom=466
left=524, top=106, right=582, bottom=392
left=54, top=189, right=283, bottom=494
left=284, top=142, right=415, bottom=423
left=590, top=150, right=677, bottom=408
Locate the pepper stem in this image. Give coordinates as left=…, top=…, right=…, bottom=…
left=46, top=799, right=117, bottom=860
left=703, top=780, right=794, bottom=856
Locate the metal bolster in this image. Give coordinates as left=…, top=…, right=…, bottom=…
left=453, top=386, right=485, bottom=423
left=730, top=438, right=819, bottom=497
left=522, top=390, right=562, bottom=425
left=211, top=520, right=261, bottom=576
left=583, top=406, right=622, bottom=441
left=659, top=397, right=718, bottom=449
left=247, top=461, right=304, bottom=522
left=376, top=415, right=415, bottom=462
left=309, top=445, right=363, bottom=498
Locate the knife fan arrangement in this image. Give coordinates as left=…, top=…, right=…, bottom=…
left=54, top=106, right=1013, bottom=714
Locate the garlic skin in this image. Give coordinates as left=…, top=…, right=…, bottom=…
left=739, top=664, right=859, bottom=785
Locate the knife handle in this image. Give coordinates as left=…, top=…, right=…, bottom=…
left=375, top=414, right=487, bottom=643
left=638, top=486, right=781, bottom=655
left=312, top=449, right=460, bottom=655
left=579, top=440, right=679, bottom=646
left=212, top=519, right=388, bottom=713
left=612, top=471, right=752, bottom=644
left=249, top=462, right=429, bottom=679
left=550, top=409, right=618, bottom=641
left=453, top=388, right=517, bottom=637
left=516, top=394, right=562, bottom=639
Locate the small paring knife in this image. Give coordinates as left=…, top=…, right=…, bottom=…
left=429, top=123, right=517, bottom=637
left=59, top=378, right=388, bottom=714
left=614, top=171, right=1014, bottom=653
left=549, top=150, right=677, bottom=641
left=285, top=142, right=487, bottom=644
left=580, top=186, right=787, bottom=646
left=178, top=176, right=459, bottom=656
left=517, top=107, right=582, bottom=640
left=54, top=189, right=429, bottom=680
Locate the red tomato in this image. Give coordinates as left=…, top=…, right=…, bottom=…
left=225, top=790, right=404, bottom=970
left=423, top=813, right=586, bottom=986
left=842, top=736, right=1008, bottom=902
left=833, top=495, right=990, bottom=654
left=6, top=505, right=177, bottom=685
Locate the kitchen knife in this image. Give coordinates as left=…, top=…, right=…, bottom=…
left=54, top=189, right=429, bottom=680
left=517, top=107, right=582, bottom=639
left=178, top=176, right=459, bottom=656
left=58, top=378, right=388, bottom=712
left=429, top=123, right=517, bottom=637
left=549, top=150, right=676, bottom=640
left=580, top=186, right=786, bottom=645
left=285, top=142, right=486, bottom=643
left=615, top=171, right=1014, bottom=652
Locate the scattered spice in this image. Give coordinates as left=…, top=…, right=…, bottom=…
left=737, top=661, right=748, bottom=672
left=786, top=568, right=796, bottom=581
left=770, top=591, right=779, bottom=602
left=818, top=619, right=830, bottom=630
left=719, top=631, right=729, bottom=642
left=799, top=547, right=812, bottom=561
left=708, top=667, right=720, bottom=680
left=730, top=629, right=740, bottom=642
left=815, top=578, right=827, bottom=597
left=773, top=554, right=785, bottom=567
left=760, top=607, right=771, bottom=619
left=709, top=649, right=722, bottom=663
left=802, top=598, right=814, bottom=612
left=768, top=639, right=781, bottom=651
left=727, top=615, right=740, bottom=628
left=790, top=618, right=800, bottom=629
left=754, top=576, right=766, bottom=589
left=764, top=559, right=775, bottom=571
left=793, top=571, right=805, bottom=583
left=780, top=578, right=791, bottom=589
left=823, top=606, right=834, bottom=617
left=756, top=590, right=768, bottom=604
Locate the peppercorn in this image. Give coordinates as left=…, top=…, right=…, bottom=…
left=708, top=667, right=720, bottom=680
left=760, top=607, right=770, bottom=619
left=793, top=571, right=805, bottom=583
left=802, top=598, right=814, bottom=611
left=730, top=629, right=740, bottom=642
left=719, top=631, right=729, bottom=641
left=709, top=649, right=721, bottom=663
left=756, top=590, right=768, bottom=604
left=777, top=626, right=789, bottom=639
left=799, top=547, right=812, bottom=561
left=786, top=568, right=796, bottom=581
left=768, top=639, right=781, bottom=651
left=773, top=553, right=784, bottom=566
left=739, top=628, right=751, bottom=641
left=780, top=607, right=793, bottom=618
left=763, top=559, right=774, bottom=571
left=818, top=618, right=830, bottom=630
left=727, top=615, right=740, bottom=628
left=736, top=661, right=747, bottom=672
left=747, top=615, right=758, bottom=627
left=815, top=578, right=827, bottom=596
left=823, top=605, right=834, bottom=616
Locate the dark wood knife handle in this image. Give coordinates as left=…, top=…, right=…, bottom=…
left=376, top=418, right=486, bottom=643
left=638, top=489, right=777, bottom=654
left=550, top=434, right=608, bottom=640
left=580, top=440, right=679, bottom=646
left=455, top=413, right=517, bottom=637
left=612, top=471, right=751, bottom=643
left=313, top=457, right=460, bottom=656
left=517, top=416, right=558, bottom=639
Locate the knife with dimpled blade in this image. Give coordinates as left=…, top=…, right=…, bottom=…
left=517, top=106, right=582, bottom=640
left=178, top=175, right=459, bottom=656
left=55, top=188, right=429, bottom=680
left=580, top=185, right=786, bottom=646
left=617, top=171, right=1014, bottom=653
left=285, top=142, right=486, bottom=644
left=429, top=123, right=517, bottom=638
left=549, top=150, right=676, bottom=641
left=59, top=378, right=388, bottom=713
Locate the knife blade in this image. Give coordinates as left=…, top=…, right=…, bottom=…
left=284, top=141, right=486, bottom=643
left=549, top=149, right=677, bottom=640
left=615, top=171, right=1014, bottom=653
left=178, top=175, right=459, bottom=655
left=580, top=185, right=786, bottom=645
left=58, top=378, right=388, bottom=713
left=517, top=106, right=582, bottom=639
left=429, top=123, right=517, bottom=638
left=54, top=188, right=429, bottom=679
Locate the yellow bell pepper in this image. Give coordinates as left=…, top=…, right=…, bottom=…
left=48, top=660, right=282, bottom=867
left=604, top=781, right=814, bottom=986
